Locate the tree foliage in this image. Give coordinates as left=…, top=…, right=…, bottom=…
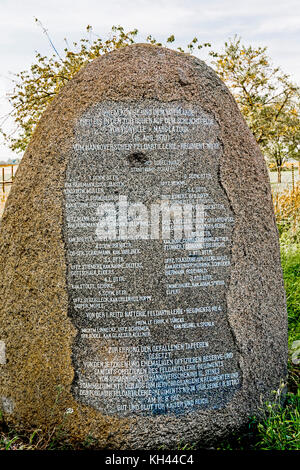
left=0, top=23, right=210, bottom=153
left=213, top=36, right=300, bottom=181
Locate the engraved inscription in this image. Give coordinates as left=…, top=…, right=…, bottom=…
left=64, top=101, right=240, bottom=416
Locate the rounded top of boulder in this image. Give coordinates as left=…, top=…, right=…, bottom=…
left=32, top=43, right=238, bottom=145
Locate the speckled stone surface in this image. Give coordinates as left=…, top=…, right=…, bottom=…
left=0, top=44, right=287, bottom=449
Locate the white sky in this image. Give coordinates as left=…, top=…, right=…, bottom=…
left=0, top=0, right=300, bottom=160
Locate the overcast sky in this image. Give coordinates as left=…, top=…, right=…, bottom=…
left=1, top=0, right=300, bottom=160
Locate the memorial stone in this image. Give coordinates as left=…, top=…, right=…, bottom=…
left=0, top=44, right=287, bottom=449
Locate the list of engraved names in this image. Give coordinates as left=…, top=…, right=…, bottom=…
left=64, top=101, right=240, bottom=416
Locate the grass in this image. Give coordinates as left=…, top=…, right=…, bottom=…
left=255, top=390, right=300, bottom=450
left=281, top=244, right=300, bottom=343
left=216, top=390, right=300, bottom=451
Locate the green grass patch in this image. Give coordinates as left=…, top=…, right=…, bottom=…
left=281, top=243, right=300, bottom=342
left=255, top=390, right=300, bottom=450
